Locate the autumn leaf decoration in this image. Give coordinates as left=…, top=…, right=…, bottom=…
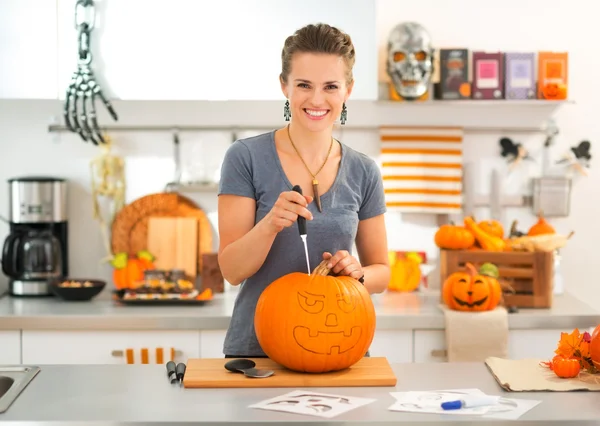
left=542, top=328, right=597, bottom=374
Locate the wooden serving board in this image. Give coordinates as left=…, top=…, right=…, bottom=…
left=183, top=357, right=397, bottom=388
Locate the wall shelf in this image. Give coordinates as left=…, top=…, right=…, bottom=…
left=47, top=97, right=573, bottom=136
left=375, top=99, right=575, bottom=107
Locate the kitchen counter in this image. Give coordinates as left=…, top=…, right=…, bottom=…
left=0, top=288, right=598, bottom=331
left=0, top=362, right=599, bottom=425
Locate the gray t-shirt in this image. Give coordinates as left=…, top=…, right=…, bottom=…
left=218, top=130, right=386, bottom=356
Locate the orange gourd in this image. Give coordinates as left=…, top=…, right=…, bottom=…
left=111, top=251, right=155, bottom=289
left=434, top=222, right=475, bottom=250
left=388, top=252, right=422, bottom=292
left=464, top=217, right=506, bottom=251
left=442, top=262, right=502, bottom=311
left=550, top=355, right=581, bottom=378
left=528, top=211, right=555, bottom=236
left=591, top=325, right=600, bottom=369
left=254, top=260, right=375, bottom=373
left=478, top=219, right=504, bottom=239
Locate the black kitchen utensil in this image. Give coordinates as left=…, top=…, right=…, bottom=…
left=224, top=359, right=274, bottom=378
left=166, top=361, right=177, bottom=384
left=292, top=185, right=311, bottom=275
left=176, top=362, right=186, bottom=382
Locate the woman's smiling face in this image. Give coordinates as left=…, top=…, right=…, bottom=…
left=281, top=52, right=353, bottom=132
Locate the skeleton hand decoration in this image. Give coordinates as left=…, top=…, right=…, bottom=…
left=65, top=0, right=118, bottom=145
left=386, top=22, right=434, bottom=100
left=65, top=64, right=118, bottom=145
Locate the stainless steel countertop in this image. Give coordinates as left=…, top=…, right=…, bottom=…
left=0, top=362, right=599, bottom=425
left=0, top=288, right=598, bottom=331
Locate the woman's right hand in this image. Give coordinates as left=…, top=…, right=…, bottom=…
left=263, top=189, right=314, bottom=234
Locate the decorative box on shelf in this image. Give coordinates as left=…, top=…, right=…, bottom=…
left=439, top=249, right=554, bottom=309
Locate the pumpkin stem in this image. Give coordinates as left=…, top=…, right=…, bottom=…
left=312, top=260, right=332, bottom=276
left=464, top=262, right=478, bottom=276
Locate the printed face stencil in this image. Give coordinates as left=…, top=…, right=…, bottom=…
left=292, top=290, right=363, bottom=355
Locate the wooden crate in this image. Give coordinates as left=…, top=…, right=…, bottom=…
left=439, top=250, right=554, bottom=308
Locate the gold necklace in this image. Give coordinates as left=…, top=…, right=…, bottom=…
left=286, top=124, right=333, bottom=213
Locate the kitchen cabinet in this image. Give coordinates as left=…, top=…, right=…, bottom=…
left=199, top=330, right=227, bottom=358
left=0, top=0, right=59, bottom=99
left=56, top=0, right=377, bottom=101
left=413, top=329, right=567, bottom=363
left=21, top=330, right=200, bottom=364
left=0, top=330, right=21, bottom=364
left=369, top=330, right=413, bottom=363
left=199, top=329, right=413, bottom=362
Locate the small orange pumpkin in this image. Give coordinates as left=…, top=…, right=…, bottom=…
left=111, top=251, right=155, bottom=289
left=550, top=355, right=581, bottom=378
left=254, top=260, right=375, bottom=373
left=590, top=325, right=600, bottom=369
left=442, top=262, right=502, bottom=311
left=478, top=219, right=504, bottom=239
left=434, top=222, right=475, bottom=250
left=528, top=210, right=555, bottom=236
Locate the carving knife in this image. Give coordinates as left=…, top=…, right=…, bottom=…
left=292, top=185, right=311, bottom=275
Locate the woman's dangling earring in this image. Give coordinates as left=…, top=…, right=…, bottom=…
left=340, top=103, right=347, bottom=125
left=284, top=100, right=291, bottom=121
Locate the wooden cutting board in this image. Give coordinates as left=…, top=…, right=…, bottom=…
left=147, top=217, right=198, bottom=277
left=183, top=357, right=397, bottom=388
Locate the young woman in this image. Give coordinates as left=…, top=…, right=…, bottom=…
left=217, top=23, right=390, bottom=358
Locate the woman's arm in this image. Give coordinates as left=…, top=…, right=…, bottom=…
left=355, top=214, right=390, bottom=294
left=217, top=191, right=313, bottom=286
left=217, top=195, right=276, bottom=286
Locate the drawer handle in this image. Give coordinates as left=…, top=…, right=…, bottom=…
left=111, top=348, right=183, bottom=364
left=430, top=349, right=447, bottom=358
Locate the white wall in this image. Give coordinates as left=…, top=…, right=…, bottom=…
left=0, top=0, right=598, bottom=307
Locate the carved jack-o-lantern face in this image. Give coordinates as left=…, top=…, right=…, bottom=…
left=255, top=261, right=376, bottom=373
left=442, top=262, right=501, bottom=312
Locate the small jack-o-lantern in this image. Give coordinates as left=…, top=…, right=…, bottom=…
left=542, top=83, right=567, bottom=100
left=442, top=262, right=501, bottom=312
left=254, top=260, right=375, bottom=373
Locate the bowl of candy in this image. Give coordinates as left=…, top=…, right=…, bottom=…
left=49, top=278, right=106, bottom=301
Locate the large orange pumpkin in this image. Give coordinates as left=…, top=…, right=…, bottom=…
left=442, top=262, right=502, bottom=311
left=254, top=260, right=375, bottom=373
left=590, top=325, right=600, bottom=369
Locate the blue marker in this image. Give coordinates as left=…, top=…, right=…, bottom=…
left=441, top=395, right=500, bottom=410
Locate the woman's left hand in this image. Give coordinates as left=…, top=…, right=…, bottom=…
left=322, top=251, right=363, bottom=280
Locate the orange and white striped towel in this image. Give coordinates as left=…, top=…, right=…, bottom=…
left=380, top=126, right=463, bottom=214
left=118, top=347, right=179, bottom=364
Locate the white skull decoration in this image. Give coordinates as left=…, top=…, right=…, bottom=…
left=386, top=22, right=434, bottom=100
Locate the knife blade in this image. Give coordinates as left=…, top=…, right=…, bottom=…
left=292, top=185, right=311, bottom=276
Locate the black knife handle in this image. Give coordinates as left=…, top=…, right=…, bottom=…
left=166, top=360, right=178, bottom=383
left=292, top=185, right=307, bottom=235
left=176, top=362, right=186, bottom=381
left=166, top=361, right=176, bottom=376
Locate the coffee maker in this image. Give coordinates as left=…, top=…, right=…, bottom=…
left=1, top=176, right=68, bottom=296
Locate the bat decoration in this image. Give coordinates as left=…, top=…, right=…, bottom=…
left=499, top=137, right=534, bottom=170
left=556, top=140, right=592, bottom=176
left=571, top=140, right=592, bottom=162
